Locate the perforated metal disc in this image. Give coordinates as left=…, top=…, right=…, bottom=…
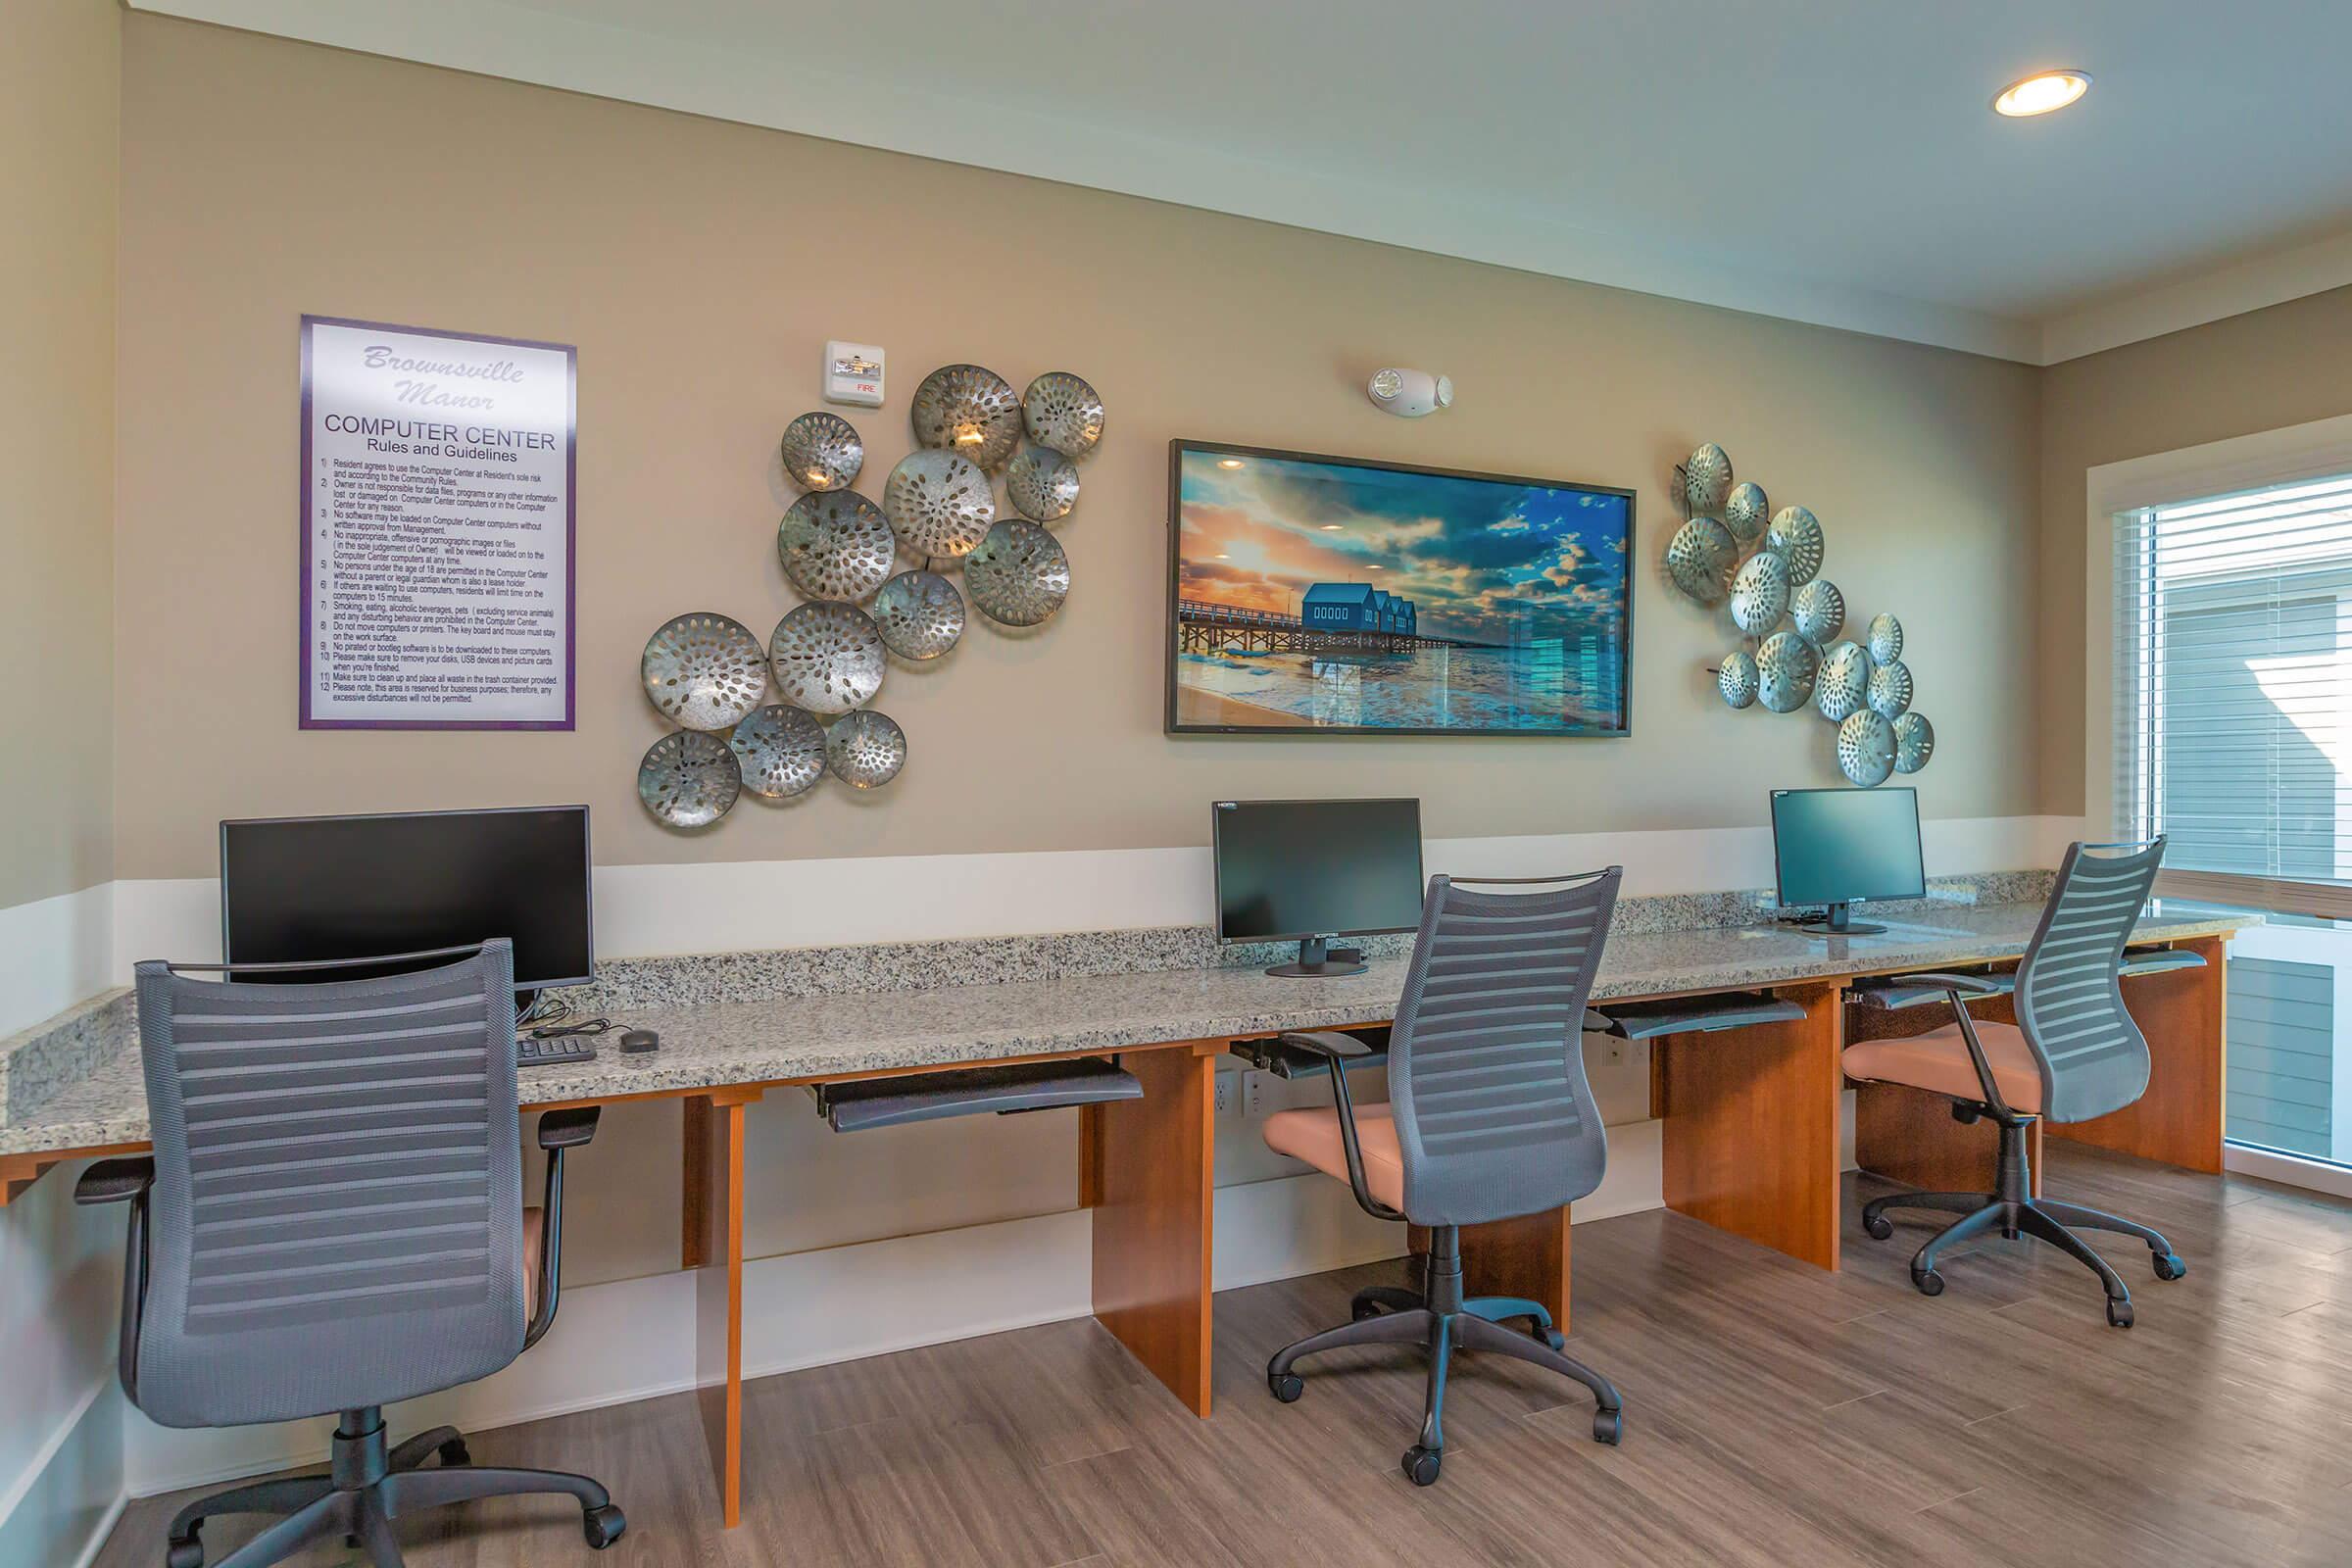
left=642, top=612, right=768, bottom=731
left=1766, top=507, right=1825, bottom=584
left=638, top=730, right=741, bottom=828
left=1893, top=710, right=1935, bottom=774
left=1867, top=612, right=1905, bottom=665
left=1006, top=446, right=1080, bottom=522
left=1730, top=550, right=1789, bottom=634
left=779, top=411, right=863, bottom=493
left=777, top=490, right=896, bottom=602
left=911, top=364, right=1021, bottom=469
left=1723, top=481, right=1770, bottom=543
left=1838, top=709, right=1896, bottom=787
left=728, top=704, right=826, bottom=799
left=1867, top=658, right=1914, bottom=719
left=1718, top=650, right=1759, bottom=710
left=1021, top=371, right=1105, bottom=460
left=1756, top=630, right=1818, bottom=712
left=1679, top=443, right=1733, bottom=514
left=872, top=569, right=965, bottom=660
left=769, top=601, right=885, bottom=715
left=1666, top=516, right=1738, bottom=604
left=1814, top=639, right=1869, bottom=721
left=884, top=449, right=996, bottom=559
left=965, top=519, right=1070, bottom=627
left=1791, top=577, right=1845, bottom=646
left=826, top=709, right=906, bottom=789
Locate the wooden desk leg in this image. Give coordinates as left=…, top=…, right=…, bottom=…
left=691, top=1092, right=753, bottom=1528
left=1656, top=982, right=1843, bottom=1271
left=1091, top=1045, right=1214, bottom=1416
left=1441, top=1208, right=1574, bottom=1334
left=2049, top=936, right=2227, bottom=1174
left=681, top=1096, right=710, bottom=1270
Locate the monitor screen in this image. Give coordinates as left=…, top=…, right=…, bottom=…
left=1212, top=798, right=1425, bottom=943
left=220, top=807, right=594, bottom=989
left=1771, top=788, right=1926, bottom=908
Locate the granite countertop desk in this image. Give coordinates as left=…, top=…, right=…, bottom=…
left=0, top=888, right=2252, bottom=1529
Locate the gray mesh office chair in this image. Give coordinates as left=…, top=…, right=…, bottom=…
left=1843, top=840, right=2188, bottom=1327
left=74, top=940, right=625, bottom=1567
left=1259, top=870, right=1625, bottom=1487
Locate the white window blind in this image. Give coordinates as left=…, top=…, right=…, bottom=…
left=2115, top=473, right=2352, bottom=889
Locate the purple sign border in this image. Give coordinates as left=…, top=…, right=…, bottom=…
left=299, top=313, right=579, bottom=732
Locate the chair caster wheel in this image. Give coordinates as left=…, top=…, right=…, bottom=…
left=1268, top=1371, right=1303, bottom=1403
left=1537, top=1326, right=1566, bottom=1351
left=582, top=1503, right=627, bottom=1549
left=167, top=1536, right=204, bottom=1568
left=1401, top=1446, right=1442, bottom=1487
left=1592, top=1407, right=1625, bottom=1446
left=2153, top=1251, right=2186, bottom=1282
left=1351, top=1300, right=1381, bottom=1322
left=1863, top=1213, right=1893, bottom=1241
left=436, top=1438, right=472, bottom=1467
left=2106, top=1298, right=2134, bottom=1329
left=1911, top=1265, right=1945, bottom=1298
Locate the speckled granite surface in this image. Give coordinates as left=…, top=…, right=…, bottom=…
left=1, top=989, right=133, bottom=1123
left=0, top=892, right=2250, bottom=1157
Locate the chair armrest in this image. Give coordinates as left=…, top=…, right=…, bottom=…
left=1279, top=1035, right=1400, bottom=1222
left=1279, top=1031, right=1375, bottom=1060
left=75, top=1157, right=155, bottom=1204
left=536, top=1104, right=601, bottom=1150
left=1902, top=971, right=2009, bottom=996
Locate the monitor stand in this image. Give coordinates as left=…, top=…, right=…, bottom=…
left=1795, top=902, right=1886, bottom=937
left=1264, top=935, right=1367, bottom=978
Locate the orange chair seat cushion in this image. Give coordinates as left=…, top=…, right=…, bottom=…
left=1842, top=1020, right=2044, bottom=1112
left=522, top=1205, right=544, bottom=1322
left=1262, top=1103, right=1404, bottom=1211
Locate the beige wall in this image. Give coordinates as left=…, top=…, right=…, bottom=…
left=2, top=0, right=117, bottom=908
left=2037, top=285, right=2352, bottom=815
left=117, top=16, right=2041, bottom=883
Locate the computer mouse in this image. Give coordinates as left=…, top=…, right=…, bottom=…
left=619, top=1029, right=661, bottom=1054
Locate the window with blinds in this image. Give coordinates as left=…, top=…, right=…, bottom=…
left=2114, top=472, right=2352, bottom=895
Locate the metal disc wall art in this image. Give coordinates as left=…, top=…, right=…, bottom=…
left=1766, top=507, right=1825, bottom=583
left=1790, top=578, right=1845, bottom=646
left=769, top=601, right=886, bottom=715
left=1021, top=371, right=1105, bottom=460
left=1815, top=639, right=1870, bottom=721
left=1005, top=446, right=1081, bottom=522
left=884, top=449, right=996, bottom=559
left=1718, top=650, right=1759, bottom=710
left=779, top=411, right=864, bottom=493
left=1756, top=630, right=1819, bottom=713
left=639, top=730, right=742, bottom=828
left=911, top=364, right=1021, bottom=469
left=826, top=710, right=906, bottom=789
left=1838, top=709, right=1896, bottom=787
left=1867, top=612, right=1904, bottom=665
left=1867, top=659, right=1914, bottom=719
left=1893, top=710, right=1935, bottom=773
left=728, top=704, right=827, bottom=800
left=872, top=568, right=965, bottom=660
left=965, top=519, right=1071, bottom=627
left=1730, top=550, right=1789, bottom=635
left=1666, top=515, right=1738, bottom=604
left=1723, top=481, right=1770, bottom=543
left=1677, top=443, right=1733, bottom=514
left=642, top=612, right=769, bottom=731
left=777, top=491, right=896, bottom=602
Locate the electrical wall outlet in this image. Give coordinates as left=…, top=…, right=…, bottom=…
left=1214, top=1069, right=1236, bottom=1117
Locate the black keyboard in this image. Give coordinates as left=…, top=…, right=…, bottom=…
left=515, top=1035, right=597, bottom=1068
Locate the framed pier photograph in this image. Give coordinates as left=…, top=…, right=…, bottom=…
left=1164, top=441, right=1634, bottom=736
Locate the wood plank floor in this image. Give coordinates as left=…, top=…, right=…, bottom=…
left=96, top=1145, right=2352, bottom=1567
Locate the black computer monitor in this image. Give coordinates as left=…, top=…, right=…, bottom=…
left=1212, top=798, right=1424, bottom=977
left=1770, top=787, right=1925, bottom=936
left=220, top=806, right=594, bottom=993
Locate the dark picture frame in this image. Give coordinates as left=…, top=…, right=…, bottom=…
left=1164, top=440, right=1636, bottom=737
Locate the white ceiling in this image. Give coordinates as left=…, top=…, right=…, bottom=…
left=139, top=0, right=2352, bottom=363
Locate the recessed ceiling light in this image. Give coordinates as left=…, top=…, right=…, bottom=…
left=1321, top=523, right=1342, bottom=530
left=1993, top=70, right=2090, bottom=118
left=1217, top=458, right=1245, bottom=469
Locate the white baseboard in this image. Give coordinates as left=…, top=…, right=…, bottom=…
left=0, top=1378, right=123, bottom=1568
